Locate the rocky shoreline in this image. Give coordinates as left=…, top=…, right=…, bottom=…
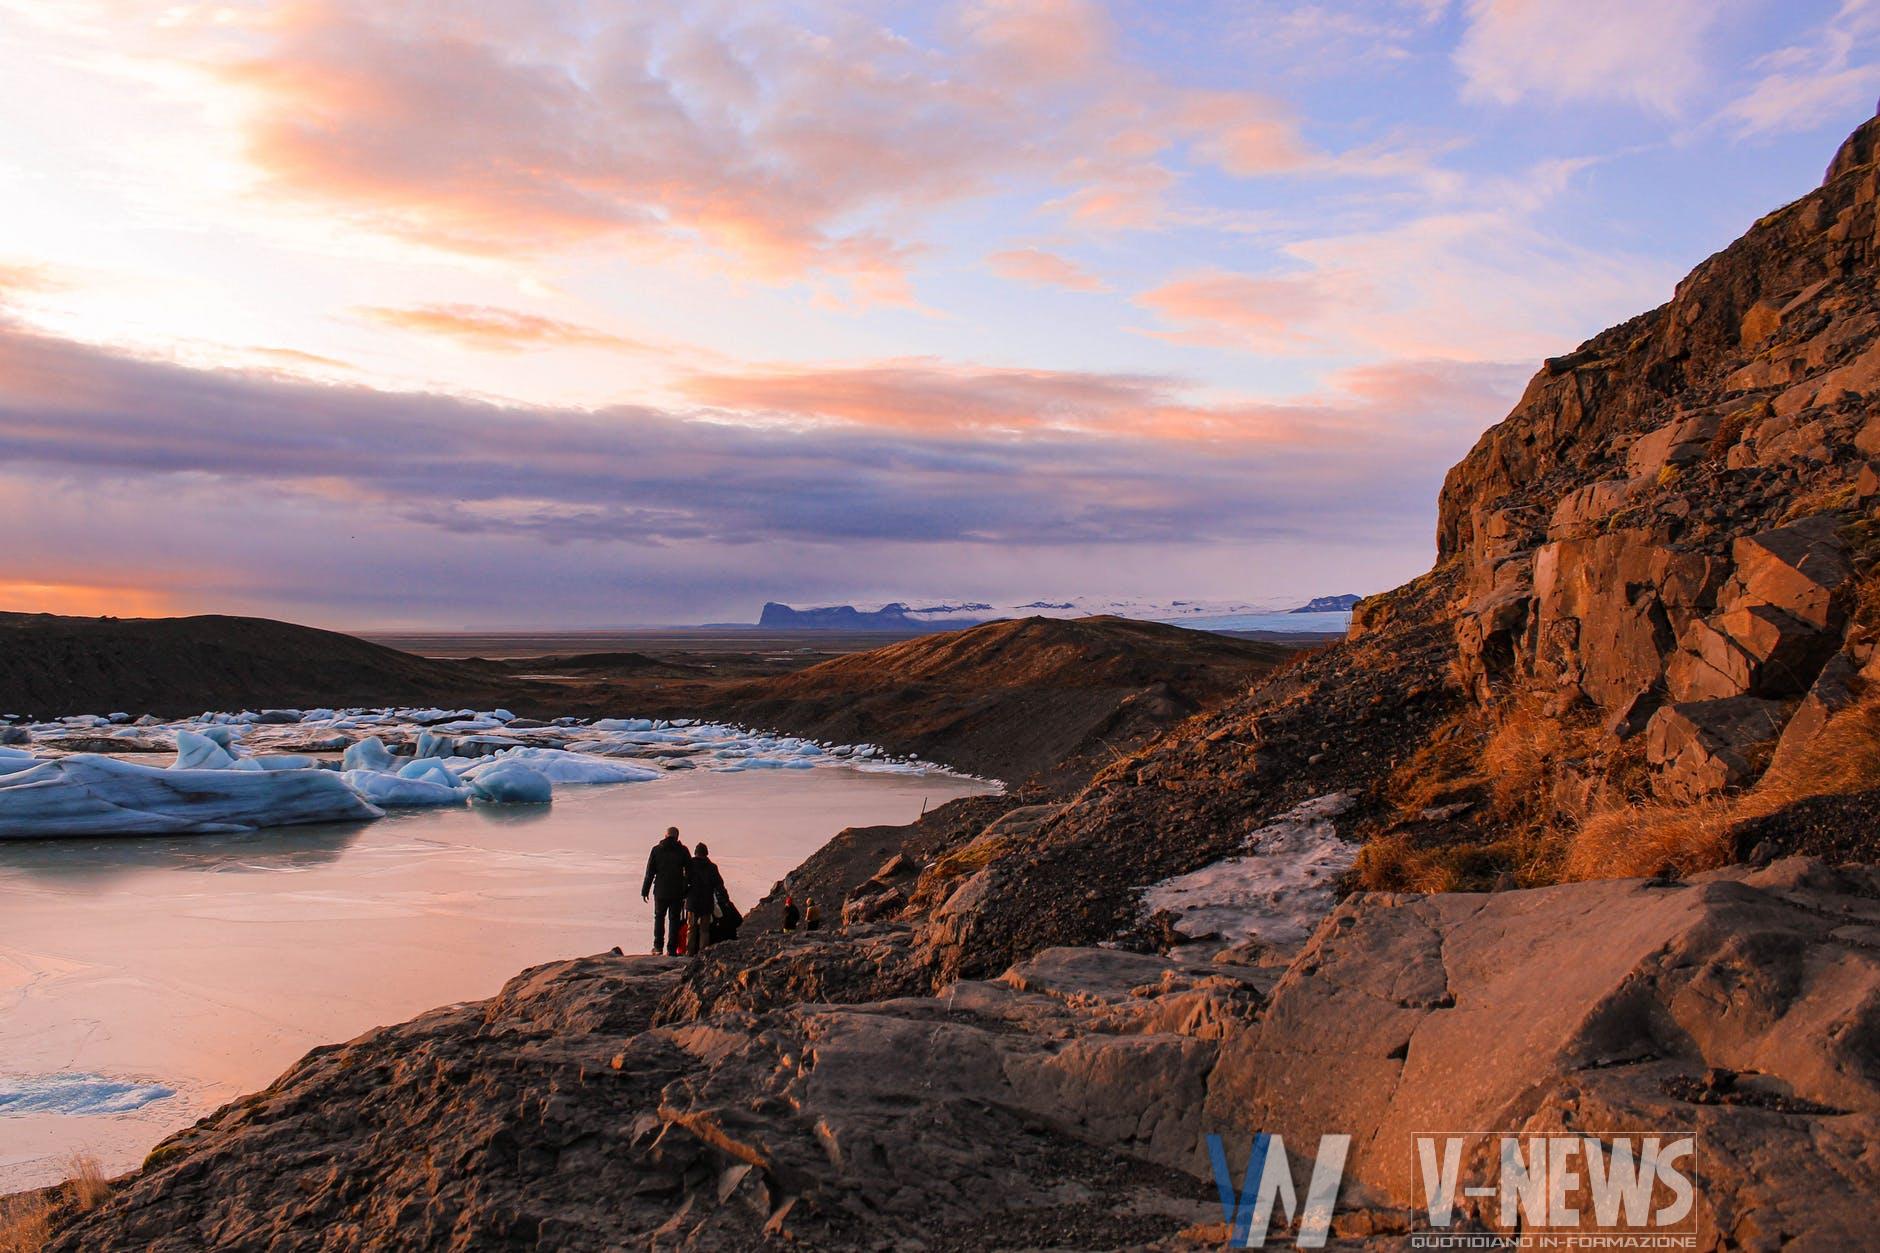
left=38, top=854, right=1879, bottom=1249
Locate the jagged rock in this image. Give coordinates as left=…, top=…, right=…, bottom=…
left=1730, top=514, right=1853, bottom=630
left=1204, top=858, right=1880, bottom=1246
left=1548, top=477, right=1632, bottom=537
left=1645, top=696, right=1787, bottom=800
left=1625, top=412, right=1718, bottom=476
left=1666, top=602, right=1834, bottom=701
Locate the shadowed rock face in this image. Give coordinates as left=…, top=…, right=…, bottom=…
left=46, top=859, right=1879, bottom=1250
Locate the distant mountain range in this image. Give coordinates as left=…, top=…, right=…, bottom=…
left=1289, top=594, right=1361, bottom=614
left=754, top=595, right=1358, bottom=631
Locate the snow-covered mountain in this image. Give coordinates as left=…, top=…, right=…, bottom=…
left=755, top=597, right=1309, bottom=631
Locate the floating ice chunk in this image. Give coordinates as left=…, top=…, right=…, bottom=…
left=462, top=747, right=656, bottom=785
left=0, top=755, right=383, bottom=838
left=591, top=718, right=655, bottom=732
left=343, top=770, right=467, bottom=808
left=396, top=758, right=461, bottom=788
left=341, top=737, right=397, bottom=773
left=1140, top=793, right=1356, bottom=949
left=466, top=760, right=552, bottom=804
left=173, top=730, right=237, bottom=771
left=413, top=729, right=454, bottom=760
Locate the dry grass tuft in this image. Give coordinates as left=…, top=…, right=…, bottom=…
left=1385, top=708, right=1487, bottom=818
left=0, top=1193, right=50, bottom=1253
left=1780, top=480, right=1857, bottom=524
left=1562, top=688, right=1880, bottom=879
left=62, top=1154, right=109, bottom=1214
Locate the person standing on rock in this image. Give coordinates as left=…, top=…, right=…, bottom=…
left=641, top=826, right=690, bottom=956
left=685, top=842, right=728, bottom=958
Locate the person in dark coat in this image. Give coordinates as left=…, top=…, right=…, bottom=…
left=685, top=841, right=728, bottom=958
left=642, top=826, right=690, bottom=956
left=781, top=895, right=800, bottom=931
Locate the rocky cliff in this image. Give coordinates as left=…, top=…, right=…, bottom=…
left=30, top=117, right=1880, bottom=1253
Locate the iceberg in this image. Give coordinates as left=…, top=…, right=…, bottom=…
left=342, top=770, right=467, bottom=808
left=173, top=730, right=237, bottom=770
left=412, top=729, right=454, bottom=760
left=0, top=755, right=383, bottom=839
left=341, top=736, right=397, bottom=773
left=462, top=747, right=658, bottom=785
left=396, top=758, right=461, bottom=788
left=465, top=759, right=553, bottom=804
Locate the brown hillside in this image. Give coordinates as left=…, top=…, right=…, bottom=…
left=0, top=612, right=515, bottom=718
left=714, top=615, right=1296, bottom=785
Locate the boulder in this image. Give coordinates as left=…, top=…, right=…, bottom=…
left=1625, top=414, right=1718, bottom=477
left=1666, top=603, right=1834, bottom=701
left=1645, top=696, right=1787, bottom=800
left=1203, top=859, right=1880, bottom=1246
left=1731, top=515, right=1853, bottom=629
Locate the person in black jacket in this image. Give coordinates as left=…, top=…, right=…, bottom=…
left=641, top=827, right=690, bottom=956
left=685, top=841, right=727, bottom=958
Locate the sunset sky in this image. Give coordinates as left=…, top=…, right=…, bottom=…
left=5, top=0, right=1879, bottom=627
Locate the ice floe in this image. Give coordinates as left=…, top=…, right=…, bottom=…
left=0, top=756, right=384, bottom=837
left=0, top=705, right=978, bottom=838
left=1139, top=793, right=1356, bottom=949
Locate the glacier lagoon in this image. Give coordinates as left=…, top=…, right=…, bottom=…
left=0, top=716, right=995, bottom=1190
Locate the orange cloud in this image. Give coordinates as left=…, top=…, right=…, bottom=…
left=0, top=581, right=177, bottom=618
left=986, top=248, right=1108, bottom=292
left=679, top=358, right=1378, bottom=445
left=358, top=304, right=653, bottom=353
left=1134, top=269, right=1338, bottom=351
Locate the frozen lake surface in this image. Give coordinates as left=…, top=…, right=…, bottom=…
left=0, top=765, right=994, bottom=1190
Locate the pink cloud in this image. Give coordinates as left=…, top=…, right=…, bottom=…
left=358, top=304, right=654, bottom=353
left=676, top=354, right=1524, bottom=447
left=181, top=0, right=1312, bottom=299
left=1134, top=269, right=1339, bottom=351
left=986, top=247, right=1109, bottom=292
left=1455, top=0, right=1720, bottom=113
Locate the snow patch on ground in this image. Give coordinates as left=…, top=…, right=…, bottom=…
left=1140, top=792, right=1356, bottom=948
left=0, top=1073, right=175, bottom=1116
